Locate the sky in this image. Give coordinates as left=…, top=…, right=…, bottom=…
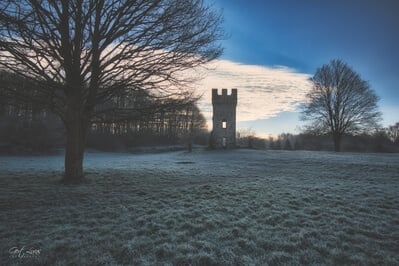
left=197, top=0, right=399, bottom=137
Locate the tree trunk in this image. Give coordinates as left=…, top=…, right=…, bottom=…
left=333, top=133, right=342, bottom=152
left=62, top=107, right=88, bottom=184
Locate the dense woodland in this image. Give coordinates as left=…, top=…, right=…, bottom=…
left=0, top=71, right=208, bottom=154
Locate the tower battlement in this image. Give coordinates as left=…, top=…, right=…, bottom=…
left=212, top=88, right=237, bottom=105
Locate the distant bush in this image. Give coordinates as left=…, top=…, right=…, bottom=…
left=267, top=132, right=399, bottom=153
left=342, top=133, right=399, bottom=153
left=237, top=136, right=266, bottom=149
left=237, top=128, right=266, bottom=149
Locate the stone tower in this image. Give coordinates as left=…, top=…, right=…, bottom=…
left=211, top=88, right=237, bottom=149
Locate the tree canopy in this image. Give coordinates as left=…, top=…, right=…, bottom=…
left=0, top=0, right=224, bottom=183
left=301, top=59, right=381, bottom=151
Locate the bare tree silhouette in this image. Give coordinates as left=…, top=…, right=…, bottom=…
left=387, top=122, right=399, bottom=144
left=301, top=59, right=381, bottom=152
left=0, top=0, right=223, bottom=183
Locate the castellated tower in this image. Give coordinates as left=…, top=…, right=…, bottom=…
left=211, top=88, right=237, bottom=149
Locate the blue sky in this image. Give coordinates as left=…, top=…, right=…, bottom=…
left=200, top=0, right=399, bottom=136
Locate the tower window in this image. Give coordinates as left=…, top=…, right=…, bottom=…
left=222, top=119, right=227, bottom=129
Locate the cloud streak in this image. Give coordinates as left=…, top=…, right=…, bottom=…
left=193, top=59, right=312, bottom=128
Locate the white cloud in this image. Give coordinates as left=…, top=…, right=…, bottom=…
left=192, top=59, right=312, bottom=128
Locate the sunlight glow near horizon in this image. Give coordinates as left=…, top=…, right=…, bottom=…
left=193, top=59, right=312, bottom=131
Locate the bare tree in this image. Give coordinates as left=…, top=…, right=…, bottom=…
left=0, top=0, right=223, bottom=183
left=301, top=59, right=381, bottom=152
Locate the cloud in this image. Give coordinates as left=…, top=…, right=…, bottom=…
left=193, top=59, right=312, bottom=128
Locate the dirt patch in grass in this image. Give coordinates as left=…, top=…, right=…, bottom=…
left=1, top=150, right=399, bottom=265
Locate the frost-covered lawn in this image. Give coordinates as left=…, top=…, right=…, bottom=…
left=1, top=150, right=399, bottom=265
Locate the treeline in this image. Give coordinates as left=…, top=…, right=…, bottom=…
left=238, top=128, right=399, bottom=153
left=87, top=95, right=208, bottom=151
left=0, top=71, right=208, bottom=154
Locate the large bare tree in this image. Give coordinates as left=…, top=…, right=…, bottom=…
left=301, top=59, right=381, bottom=152
left=0, top=0, right=223, bottom=183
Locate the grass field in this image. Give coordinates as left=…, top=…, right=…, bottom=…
left=1, top=149, right=399, bottom=265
